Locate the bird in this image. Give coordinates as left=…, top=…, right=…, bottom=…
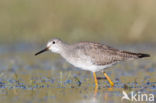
left=35, top=38, right=150, bottom=88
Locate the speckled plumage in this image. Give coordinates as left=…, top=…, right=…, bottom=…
left=35, top=38, right=150, bottom=72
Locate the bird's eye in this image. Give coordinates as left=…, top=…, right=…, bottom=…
left=52, top=41, right=55, bottom=44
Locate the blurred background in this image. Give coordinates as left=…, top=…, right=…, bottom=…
left=0, top=0, right=155, bottom=103
left=0, top=0, right=156, bottom=44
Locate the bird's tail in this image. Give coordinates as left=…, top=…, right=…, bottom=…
left=136, top=53, right=150, bottom=58
left=121, top=51, right=150, bottom=59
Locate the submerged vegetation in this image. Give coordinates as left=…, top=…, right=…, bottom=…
left=0, top=46, right=155, bottom=103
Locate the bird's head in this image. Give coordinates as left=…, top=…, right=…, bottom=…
left=35, top=38, right=63, bottom=56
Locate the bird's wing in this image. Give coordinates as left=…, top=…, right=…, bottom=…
left=73, top=42, right=137, bottom=65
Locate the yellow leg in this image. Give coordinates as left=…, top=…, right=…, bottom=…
left=93, top=72, right=98, bottom=87
left=93, top=72, right=98, bottom=96
left=104, top=72, right=114, bottom=87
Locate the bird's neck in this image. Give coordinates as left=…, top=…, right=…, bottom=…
left=59, top=43, right=71, bottom=57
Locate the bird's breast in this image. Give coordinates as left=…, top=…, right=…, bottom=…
left=61, top=52, right=93, bottom=69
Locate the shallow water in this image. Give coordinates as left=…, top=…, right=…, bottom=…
left=0, top=43, right=155, bottom=103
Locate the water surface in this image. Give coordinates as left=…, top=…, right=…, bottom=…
left=0, top=43, right=155, bottom=103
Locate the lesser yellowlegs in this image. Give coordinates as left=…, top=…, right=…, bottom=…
left=35, top=38, right=150, bottom=88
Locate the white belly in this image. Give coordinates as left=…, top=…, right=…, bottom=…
left=62, top=54, right=113, bottom=72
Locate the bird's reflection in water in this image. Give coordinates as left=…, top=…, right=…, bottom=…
left=78, top=88, right=113, bottom=103
left=94, top=85, right=113, bottom=96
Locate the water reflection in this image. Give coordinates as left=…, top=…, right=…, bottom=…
left=76, top=88, right=121, bottom=103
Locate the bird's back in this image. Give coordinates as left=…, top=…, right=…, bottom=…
left=70, top=42, right=150, bottom=66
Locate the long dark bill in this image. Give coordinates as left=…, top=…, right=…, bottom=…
left=35, top=47, right=48, bottom=56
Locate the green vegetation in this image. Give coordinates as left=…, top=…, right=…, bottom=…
left=0, top=0, right=156, bottom=44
